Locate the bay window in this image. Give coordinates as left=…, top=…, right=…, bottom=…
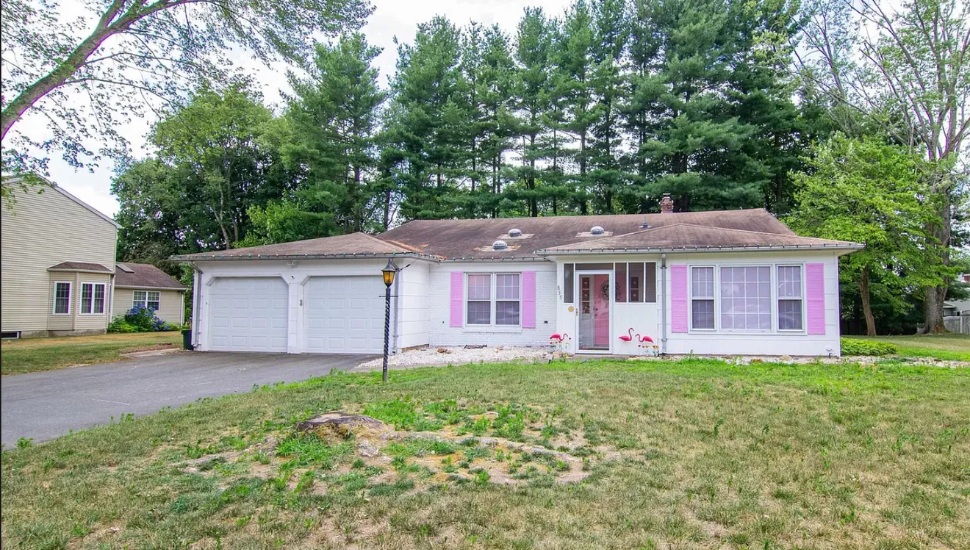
left=79, top=283, right=106, bottom=314
left=53, top=282, right=71, bottom=314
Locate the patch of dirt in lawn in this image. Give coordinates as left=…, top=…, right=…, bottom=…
left=176, top=402, right=623, bottom=497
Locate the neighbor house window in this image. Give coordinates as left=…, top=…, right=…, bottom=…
left=79, top=283, right=106, bottom=314
left=720, top=267, right=771, bottom=331
left=133, top=290, right=160, bottom=311
left=777, top=266, right=803, bottom=330
left=690, top=267, right=715, bottom=329
left=53, top=282, right=71, bottom=314
left=466, top=273, right=520, bottom=326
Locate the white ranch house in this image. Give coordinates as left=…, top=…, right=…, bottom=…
left=174, top=203, right=861, bottom=357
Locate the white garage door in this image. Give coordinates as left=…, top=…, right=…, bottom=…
left=208, top=278, right=288, bottom=352
left=305, top=276, right=385, bottom=353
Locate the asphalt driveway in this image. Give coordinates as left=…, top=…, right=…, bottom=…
left=0, top=351, right=375, bottom=447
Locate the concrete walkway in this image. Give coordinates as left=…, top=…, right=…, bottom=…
left=0, top=350, right=375, bottom=447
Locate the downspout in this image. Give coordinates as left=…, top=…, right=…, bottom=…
left=107, top=272, right=115, bottom=329
left=392, top=268, right=401, bottom=354
left=660, top=253, right=668, bottom=356
left=192, top=264, right=203, bottom=349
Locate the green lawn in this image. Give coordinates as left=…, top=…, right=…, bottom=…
left=851, top=333, right=970, bottom=361
left=2, top=359, right=968, bottom=549
left=0, top=332, right=182, bottom=376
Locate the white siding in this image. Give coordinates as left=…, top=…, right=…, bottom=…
left=427, top=261, right=556, bottom=348
left=397, top=262, right=430, bottom=349
left=2, top=185, right=117, bottom=335
left=551, top=251, right=844, bottom=357
left=112, top=288, right=185, bottom=325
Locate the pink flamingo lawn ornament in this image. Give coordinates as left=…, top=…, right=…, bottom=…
left=549, top=332, right=570, bottom=344
left=637, top=333, right=654, bottom=344
left=618, top=327, right=635, bottom=342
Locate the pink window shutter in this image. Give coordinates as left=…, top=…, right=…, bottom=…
left=522, top=271, right=536, bottom=329
left=806, top=263, right=825, bottom=335
left=670, top=265, right=688, bottom=333
left=450, top=272, right=464, bottom=328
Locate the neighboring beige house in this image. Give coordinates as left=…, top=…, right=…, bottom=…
left=112, top=263, right=187, bottom=325
left=1, top=178, right=119, bottom=338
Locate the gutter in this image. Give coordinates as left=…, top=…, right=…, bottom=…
left=536, top=244, right=864, bottom=256
left=660, top=253, right=668, bottom=356
left=170, top=252, right=439, bottom=262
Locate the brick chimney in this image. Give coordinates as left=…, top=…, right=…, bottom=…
left=659, top=193, right=674, bottom=214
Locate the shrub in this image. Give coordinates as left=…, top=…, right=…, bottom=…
left=107, top=318, right=138, bottom=333
left=107, top=306, right=173, bottom=333
left=841, top=338, right=898, bottom=357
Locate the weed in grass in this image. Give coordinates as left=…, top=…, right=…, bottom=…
left=713, top=417, right=725, bottom=437
left=473, top=469, right=490, bottom=486
left=275, top=434, right=353, bottom=470
left=294, top=471, right=315, bottom=493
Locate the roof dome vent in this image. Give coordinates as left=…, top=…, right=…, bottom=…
left=508, top=228, right=522, bottom=238
left=492, top=240, right=509, bottom=250
left=590, top=225, right=605, bottom=235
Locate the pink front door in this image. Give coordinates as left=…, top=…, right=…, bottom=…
left=593, top=274, right=610, bottom=347
left=579, top=273, right=611, bottom=351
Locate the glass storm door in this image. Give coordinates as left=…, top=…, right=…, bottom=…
left=578, top=273, right=611, bottom=351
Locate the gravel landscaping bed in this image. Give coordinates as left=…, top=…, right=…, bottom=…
left=356, top=346, right=550, bottom=369
left=356, top=346, right=970, bottom=370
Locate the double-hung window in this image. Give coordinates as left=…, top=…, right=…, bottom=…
left=53, top=282, right=71, bottom=314
left=466, top=273, right=520, bottom=326
left=777, top=266, right=804, bottom=330
left=79, top=283, right=106, bottom=314
left=133, top=290, right=160, bottom=311
left=690, top=267, right=715, bottom=329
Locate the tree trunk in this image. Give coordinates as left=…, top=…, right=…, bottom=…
left=921, top=287, right=948, bottom=333
left=859, top=267, right=876, bottom=336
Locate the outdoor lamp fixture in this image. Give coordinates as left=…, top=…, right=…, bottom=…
left=381, top=259, right=398, bottom=382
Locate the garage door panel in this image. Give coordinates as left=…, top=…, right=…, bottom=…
left=305, top=276, right=383, bottom=354
left=208, top=277, right=288, bottom=352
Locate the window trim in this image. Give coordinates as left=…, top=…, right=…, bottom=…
left=52, top=281, right=72, bottom=315
left=79, top=282, right=107, bottom=315
left=776, top=265, right=805, bottom=332
left=463, top=272, right=522, bottom=329
left=133, top=290, right=161, bottom=311
left=689, top=266, right=716, bottom=331
left=687, top=263, right=808, bottom=335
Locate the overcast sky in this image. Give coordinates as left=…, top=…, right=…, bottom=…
left=26, top=0, right=573, bottom=218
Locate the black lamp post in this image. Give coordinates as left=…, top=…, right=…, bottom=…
left=381, top=259, right=398, bottom=382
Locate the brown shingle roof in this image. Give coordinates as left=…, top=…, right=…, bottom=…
left=170, top=210, right=863, bottom=263
left=538, top=223, right=863, bottom=254
left=114, top=263, right=186, bottom=290
left=377, top=209, right=811, bottom=260
left=172, top=232, right=425, bottom=261
left=48, top=262, right=113, bottom=273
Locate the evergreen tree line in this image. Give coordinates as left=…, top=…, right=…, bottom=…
left=112, top=0, right=968, bottom=335
left=114, top=0, right=821, bottom=260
